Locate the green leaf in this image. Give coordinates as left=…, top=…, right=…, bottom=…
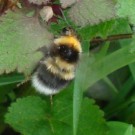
left=129, top=63, right=135, bottom=81
left=5, top=96, right=51, bottom=135
left=68, top=0, right=116, bottom=27
left=5, top=93, right=73, bottom=135
left=116, top=0, right=135, bottom=24
left=107, top=121, right=135, bottom=135
left=78, top=98, right=108, bottom=135
left=0, top=10, right=53, bottom=75
left=78, top=19, right=131, bottom=41
left=52, top=84, right=73, bottom=126
left=5, top=84, right=108, bottom=135
left=78, top=19, right=115, bottom=40
left=0, top=73, right=24, bottom=86
left=110, top=19, right=132, bottom=35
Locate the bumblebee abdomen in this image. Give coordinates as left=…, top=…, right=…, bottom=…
left=32, top=64, right=71, bottom=95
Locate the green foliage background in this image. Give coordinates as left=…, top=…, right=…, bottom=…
left=1, top=0, right=135, bottom=135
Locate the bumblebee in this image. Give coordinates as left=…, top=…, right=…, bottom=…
left=32, top=27, right=82, bottom=95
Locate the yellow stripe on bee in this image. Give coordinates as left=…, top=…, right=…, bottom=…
left=55, top=57, right=76, bottom=71
left=42, top=57, right=76, bottom=80
left=54, top=36, right=82, bottom=52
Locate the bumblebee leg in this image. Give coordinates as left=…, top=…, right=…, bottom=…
left=50, top=95, right=53, bottom=107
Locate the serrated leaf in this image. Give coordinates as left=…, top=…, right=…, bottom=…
left=116, top=0, right=135, bottom=24
left=5, top=96, right=51, bottom=135
left=0, top=10, right=53, bottom=75
left=5, top=94, right=73, bottom=135
left=78, top=98, right=108, bottom=135
left=68, top=0, right=116, bottom=27
left=5, top=85, right=109, bottom=135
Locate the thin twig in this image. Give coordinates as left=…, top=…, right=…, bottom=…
left=90, top=33, right=133, bottom=44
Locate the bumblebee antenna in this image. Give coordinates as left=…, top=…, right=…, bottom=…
left=60, top=9, right=79, bottom=33
left=60, top=8, right=70, bottom=26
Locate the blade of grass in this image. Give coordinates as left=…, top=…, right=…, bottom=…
left=104, top=76, right=135, bottom=118
left=107, top=121, right=135, bottom=135
left=129, top=63, right=135, bottom=81
left=103, top=77, right=118, bottom=94
left=0, top=74, right=24, bottom=86
left=73, top=78, right=84, bottom=135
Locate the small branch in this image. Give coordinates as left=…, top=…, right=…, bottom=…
left=90, top=33, right=133, bottom=44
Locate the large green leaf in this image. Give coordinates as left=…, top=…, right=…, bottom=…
left=0, top=10, right=53, bottom=75
left=5, top=85, right=109, bottom=135
left=68, top=0, right=116, bottom=26
left=5, top=96, right=50, bottom=135
left=5, top=96, right=72, bottom=135
left=78, top=98, right=108, bottom=135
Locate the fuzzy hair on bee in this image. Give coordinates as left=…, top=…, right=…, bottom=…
left=32, top=27, right=82, bottom=95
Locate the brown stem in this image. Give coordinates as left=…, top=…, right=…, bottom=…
left=91, top=33, right=133, bottom=44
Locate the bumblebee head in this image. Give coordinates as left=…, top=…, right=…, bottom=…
left=56, top=44, right=79, bottom=63
left=62, top=27, right=75, bottom=36
left=52, top=27, right=82, bottom=63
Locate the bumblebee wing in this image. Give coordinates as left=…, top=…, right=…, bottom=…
left=36, top=46, right=51, bottom=57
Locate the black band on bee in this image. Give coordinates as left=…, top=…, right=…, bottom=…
left=37, top=64, right=70, bottom=90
